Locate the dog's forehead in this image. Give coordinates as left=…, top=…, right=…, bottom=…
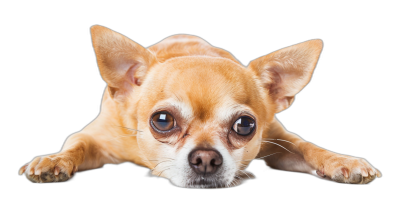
left=145, top=56, right=264, bottom=117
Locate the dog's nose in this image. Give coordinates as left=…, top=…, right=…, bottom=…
left=188, top=149, right=223, bottom=175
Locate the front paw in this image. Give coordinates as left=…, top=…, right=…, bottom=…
left=19, top=153, right=78, bottom=183
left=316, top=155, right=381, bottom=184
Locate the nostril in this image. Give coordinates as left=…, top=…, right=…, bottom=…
left=195, top=158, right=202, bottom=165
left=210, top=159, right=215, bottom=166
left=214, top=157, right=222, bottom=166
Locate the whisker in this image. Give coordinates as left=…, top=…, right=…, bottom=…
left=151, top=160, right=173, bottom=171
left=114, top=125, right=143, bottom=132
left=117, top=134, right=137, bottom=137
left=237, top=164, right=249, bottom=172
left=238, top=170, right=251, bottom=179
left=241, top=170, right=256, bottom=179
left=256, top=152, right=283, bottom=160
left=143, top=157, right=175, bottom=162
left=226, top=180, right=231, bottom=188
left=107, top=134, right=137, bottom=143
left=261, top=140, right=294, bottom=154
left=234, top=176, right=240, bottom=186
left=240, top=152, right=282, bottom=162
left=229, top=177, right=237, bottom=188
left=232, top=178, right=239, bottom=187
left=264, top=138, right=297, bottom=146
left=157, top=167, right=172, bottom=177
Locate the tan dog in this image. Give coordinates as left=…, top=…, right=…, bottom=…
left=19, top=25, right=381, bottom=187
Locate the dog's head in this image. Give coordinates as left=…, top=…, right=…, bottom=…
left=91, top=26, right=322, bottom=188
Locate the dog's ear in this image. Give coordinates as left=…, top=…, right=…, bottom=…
left=248, top=39, right=323, bottom=113
left=91, top=25, right=157, bottom=99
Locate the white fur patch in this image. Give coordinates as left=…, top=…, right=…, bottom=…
left=213, top=140, right=243, bottom=185
left=153, top=98, right=193, bottom=120
left=169, top=139, right=196, bottom=187
left=215, top=99, right=255, bottom=123
left=165, top=137, right=243, bottom=187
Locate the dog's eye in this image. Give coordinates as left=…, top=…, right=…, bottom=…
left=232, top=116, right=255, bottom=136
left=151, top=112, right=175, bottom=131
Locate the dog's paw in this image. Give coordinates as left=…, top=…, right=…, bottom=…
left=19, top=153, right=78, bottom=183
left=316, top=155, right=381, bottom=184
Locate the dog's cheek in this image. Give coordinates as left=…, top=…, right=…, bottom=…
left=227, top=134, right=245, bottom=149
left=242, top=135, right=263, bottom=163
left=136, top=128, right=164, bottom=167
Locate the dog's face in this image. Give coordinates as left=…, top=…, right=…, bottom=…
left=135, top=57, right=271, bottom=187
left=91, top=26, right=322, bottom=187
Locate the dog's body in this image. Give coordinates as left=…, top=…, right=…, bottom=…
left=19, top=26, right=381, bottom=187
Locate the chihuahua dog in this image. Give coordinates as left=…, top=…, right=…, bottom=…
left=19, top=25, right=381, bottom=187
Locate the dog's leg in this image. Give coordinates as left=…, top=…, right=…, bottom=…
left=258, top=118, right=381, bottom=184
left=19, top=132, right=121, bottom=183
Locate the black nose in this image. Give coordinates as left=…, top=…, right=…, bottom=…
left=188, top=149, right=223, bottom=175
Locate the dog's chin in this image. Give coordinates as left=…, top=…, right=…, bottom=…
left=170, top=173, right=242, bottom=189
left=185, top=178, right=228, bottom=188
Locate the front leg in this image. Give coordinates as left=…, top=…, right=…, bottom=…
left=259, top=118, right=381, bottom=184
left=19, top=132, right=120, bottom=183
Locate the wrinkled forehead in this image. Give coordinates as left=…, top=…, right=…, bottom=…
left=141, top=57, right=266, bottom=121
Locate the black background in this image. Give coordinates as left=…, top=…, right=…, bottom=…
left=3, top=5, right=398, bottom=219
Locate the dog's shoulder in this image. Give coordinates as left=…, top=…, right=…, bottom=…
left=148, top=34, right=239, bottom=64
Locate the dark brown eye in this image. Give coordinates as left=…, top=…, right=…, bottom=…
left=232, top=116, right=255, bottom=136
left=151, top=112, right=175, bottom=131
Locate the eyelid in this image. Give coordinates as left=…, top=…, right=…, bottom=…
left=241, top=113, right=256, bottom=121
left=231, top=113, right=256, bottom=125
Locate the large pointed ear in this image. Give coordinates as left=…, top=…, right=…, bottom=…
left=248, top=39, right=323, bottom=113
left=91, top=25, right=157, bottom=99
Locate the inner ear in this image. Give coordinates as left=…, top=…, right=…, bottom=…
left=91, top=25, right=157, bottom=99
left=266, top=67, right=303, bottom=109
left=248, top=39, right=323, bottom=113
